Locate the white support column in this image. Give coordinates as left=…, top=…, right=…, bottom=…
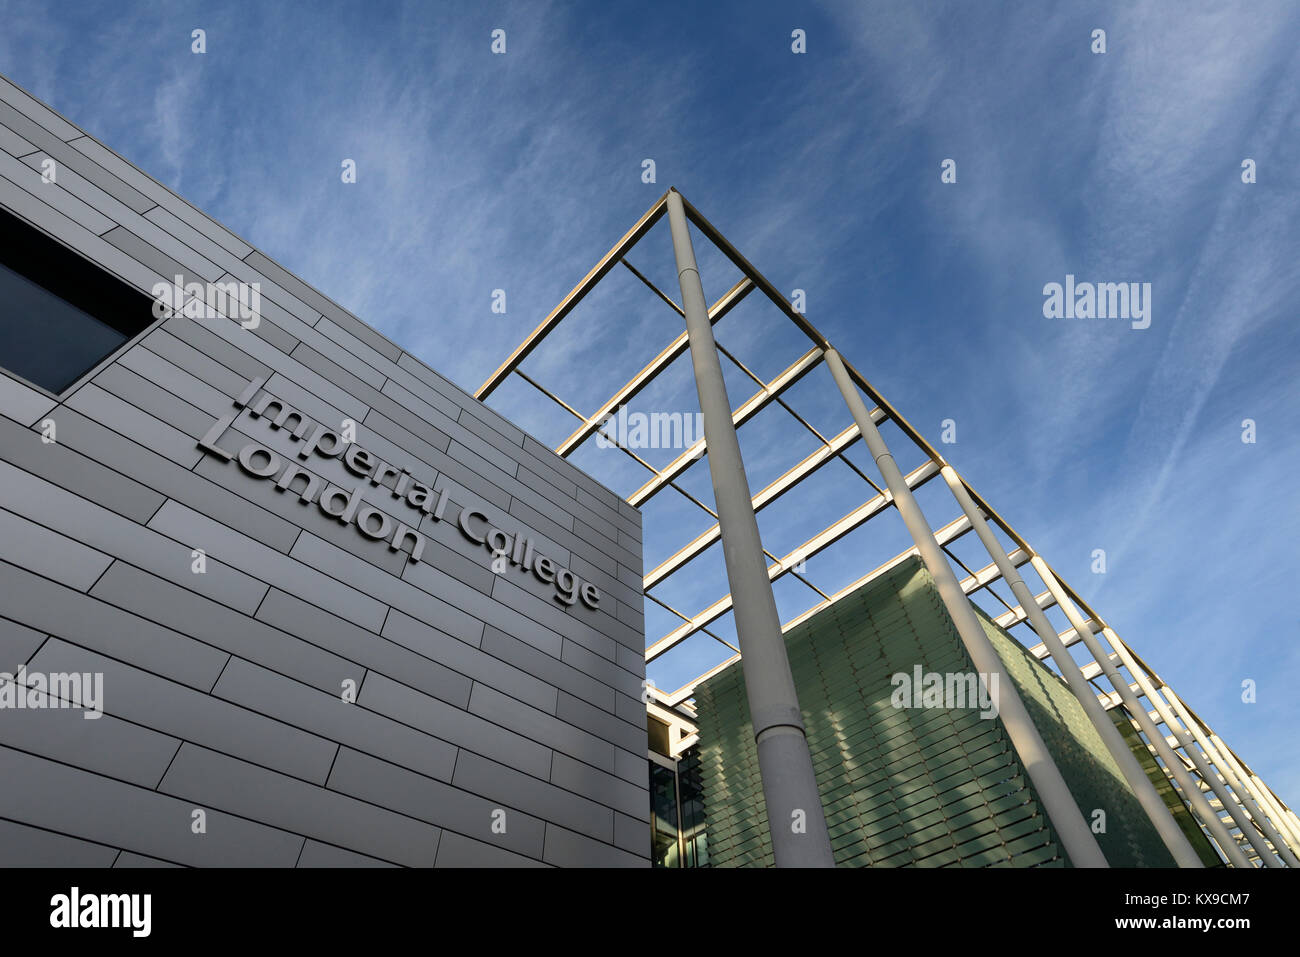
left=1209, top=748, right=1300, bottom=863
left=824, top=349, right=1107, bottom=868
left=1280, top=804, right=1300, bottom=850
left=1287, top=806, right=1300, bottom=844
left=1145, top=679, right=1300, bottom=866
left=665, top=190, right=835, bottom=868
left=940, top=467, right=1201, bottom=866
left=1031, top=558, right=1259, bottom=867
left=1102, top=628, right=1296, bottom=867
left=1239, top=769, right=1300, bottom=851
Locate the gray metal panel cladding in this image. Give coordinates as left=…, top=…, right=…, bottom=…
left=0, top=70, right=648, bottom=867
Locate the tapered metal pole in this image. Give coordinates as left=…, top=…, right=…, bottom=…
left=1234, top=765, right=1300, bottom=851
left=939, top=467, right=1201, bottom=867
left=1218, top=745, right=1300, bottom=852
left=1145, top=670, right=1299, bottom=866
left=823, top=348, right=1107, bottom=867
left=1030, top=558, right=1258, bottom=867
left=665, top=190, right=834, bottom=867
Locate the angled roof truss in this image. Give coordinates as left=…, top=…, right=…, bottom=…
left=477, top=190, right=1299, bottom=868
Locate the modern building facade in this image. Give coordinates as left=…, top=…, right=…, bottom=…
left=479, top=192, right=1300, bottom=868
left=651, top=557, right=1221, bottom=867
left=0, top=71, right=649, bottom=867
left=2, top=69, right=1297, bottom=869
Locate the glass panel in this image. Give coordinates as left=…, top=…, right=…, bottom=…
left=0, top=261, right=129, bottom=393
left=650, top=762, right=680, bottom=868
left=0, top=207, right=155, bottom=395
left=678, top=747, right=709, bottom=867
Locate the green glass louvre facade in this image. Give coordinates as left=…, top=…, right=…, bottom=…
left=676, top=555, right=1218, bottom=867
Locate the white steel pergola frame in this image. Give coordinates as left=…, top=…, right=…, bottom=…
left=476, top=189, right=1299, bottom=868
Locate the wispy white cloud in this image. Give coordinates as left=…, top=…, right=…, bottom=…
left=1, top=0, right=1296, bottom=792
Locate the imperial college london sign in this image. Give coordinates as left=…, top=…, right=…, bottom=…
left=197, top=376, right=601, bottom=610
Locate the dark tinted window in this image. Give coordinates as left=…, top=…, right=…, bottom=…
left=0, top=207, right=155, bottom=394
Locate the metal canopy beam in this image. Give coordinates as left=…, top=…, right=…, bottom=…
left=475, top=190, right=670, bottom=400
left=626, top=345, right=824, bottom=508
left=644, top=459, right=940, bottom=663
left=642, top=420, right=870, bottom=590
left=679, top=194, right=829, bottom=352
left=555, top=276, right=754, bottom=456
left=477, top=187, right=1298, bottom=867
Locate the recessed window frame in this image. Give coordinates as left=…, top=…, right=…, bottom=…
left=0, top=204, right=163, bottom=399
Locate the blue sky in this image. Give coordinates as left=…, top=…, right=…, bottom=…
left=2, top=1, right=1298, bottom=803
